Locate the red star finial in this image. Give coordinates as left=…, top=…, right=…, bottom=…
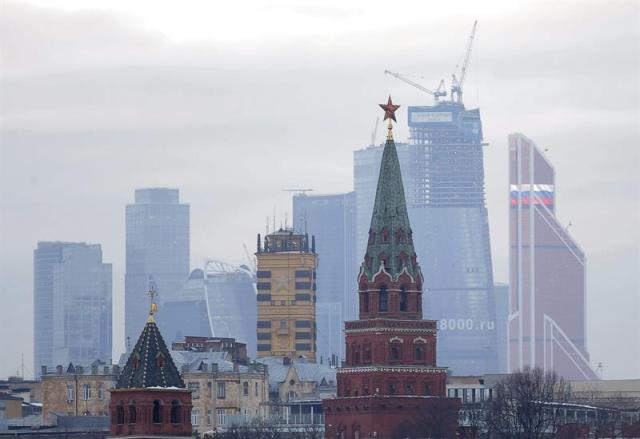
left=379, top=95, right=400, bottom=122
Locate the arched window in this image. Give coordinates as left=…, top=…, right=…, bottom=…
left=116, top=403, right=125, bottom=425
left=128, top=403, right=137, bottom=424
left=362, top=292, right=369, bottom=313
left=170, top=400, right=181, bottom=424
left=415, top=346, right=424, bottom=361
left=363, top=344, right=371, bottom=363
left=406, top=383, right=414, bottom=395
left=390, top=345, right=400, bottom=361
left=378, top=286, right=388, bottom=312
left=152, top=400, right=162, bottom=423
left=399, top=287, right=408, bottom=312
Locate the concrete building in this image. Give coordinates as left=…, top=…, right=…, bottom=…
left=354, top=101, right=497, bottom=376
left=125, top=188, right=190, bottom=346
left=255, top=229, right=317, bottom=361
left=34, top=242, right=112, bottom=375
left=41, top=362, right=119, bottom=422
left=293, top=192, right=357, bottom=364
left=508, top=133, right=597, bottom=380
left=171, top=351, right=269, bottom=433
left=0, top=394, right=23, bottom=420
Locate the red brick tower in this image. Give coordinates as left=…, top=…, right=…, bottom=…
left=323, top=97, right=459, bottom=439
left=109, top=288, right=192, bottom=438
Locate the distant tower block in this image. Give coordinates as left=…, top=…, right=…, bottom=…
left=255, top=229, right=317, bottom=361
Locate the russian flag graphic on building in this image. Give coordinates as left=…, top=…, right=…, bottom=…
left=510, top=184, right=554, bottom=206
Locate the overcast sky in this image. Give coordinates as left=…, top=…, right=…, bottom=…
left=1, top=0, right=638, bottom=380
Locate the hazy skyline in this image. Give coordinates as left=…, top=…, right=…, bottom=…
left=1, top=0, right=638, bottom=379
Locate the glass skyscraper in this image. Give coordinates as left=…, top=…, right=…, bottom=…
left=34, top=242, right=112, bottom=374
left=293, top=192, right=356, bottom=364
left=354, top=102, right=497, bottom=375
left=161, top=263, right=257, bottom=357
left=125, top=188, right=190, bottom=347
left=509, top=133, right=596, bottom=380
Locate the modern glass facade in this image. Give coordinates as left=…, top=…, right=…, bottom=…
left=161, top=264, right=257, bottom=357
left=125, top=188, right=189, bottom=347
left=493, top=283, right=509, bottom=373
left=354, top=102, right=498, bottom=375
left=508, top=133, right=596, bottom=380
left=293, top=192, right=356, bottom=364
left=34, top=242, right=112, bottom=374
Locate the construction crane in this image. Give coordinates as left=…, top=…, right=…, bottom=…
left=451, top=20, right=478, bottom=105
left=384, top=70, right=447, bottom=104
left=370, top=117, right=379, bottom=146
left=283, top=189, right=313, bottom=194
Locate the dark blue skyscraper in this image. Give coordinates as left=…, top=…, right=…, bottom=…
left=125, top=188, right=189, bottom=347
left=354, top=102, right=497, bottom=375
left=293, top=192, right=356, bottom=363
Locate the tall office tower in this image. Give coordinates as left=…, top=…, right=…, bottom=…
left=255, top=229, right=317, bottom=361
left=508, top=133, right=596, bottom=380
left=292, top=192, right=356, bottom=363
left=354, top=102, right=497, bottom=375
left=125, top=188, right=189, bottom=347
left=493, top=283, right=509, bottom=373
left=324, top=99, right=459, bottom=439
left=34, top=242, right=112, bottom=374
left=161, top=261, right=257, bottom=357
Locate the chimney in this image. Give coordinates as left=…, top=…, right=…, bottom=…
left=41, top=366, right=47, bottom=376
left=56, top=365, right=63, bottom=375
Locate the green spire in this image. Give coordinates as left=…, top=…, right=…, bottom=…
left=362, top=97, right=420, bottom=281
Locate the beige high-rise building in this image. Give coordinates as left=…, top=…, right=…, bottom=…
left=255, top=229, right=317, bottom=361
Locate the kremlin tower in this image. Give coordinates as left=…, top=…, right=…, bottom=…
left=109, top=289, right=192, bottom=438
left=323, top=97, right=460, bottom=439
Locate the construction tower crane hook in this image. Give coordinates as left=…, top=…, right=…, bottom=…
left=451, top=20, right=478, bottom=105
left=384, top=70, right=447, bottom=104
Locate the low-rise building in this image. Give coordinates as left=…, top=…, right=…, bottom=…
left=0, top=393, right=23, bottom=419
left=0, top=377, right=42, bottom=403
left=258, top=356, right=335, bottom=425
left=171, top=350, right=269, bottom=434
left=41, top=361, right=119, bottom=422
left=172, top=336, right=248, bottom=365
